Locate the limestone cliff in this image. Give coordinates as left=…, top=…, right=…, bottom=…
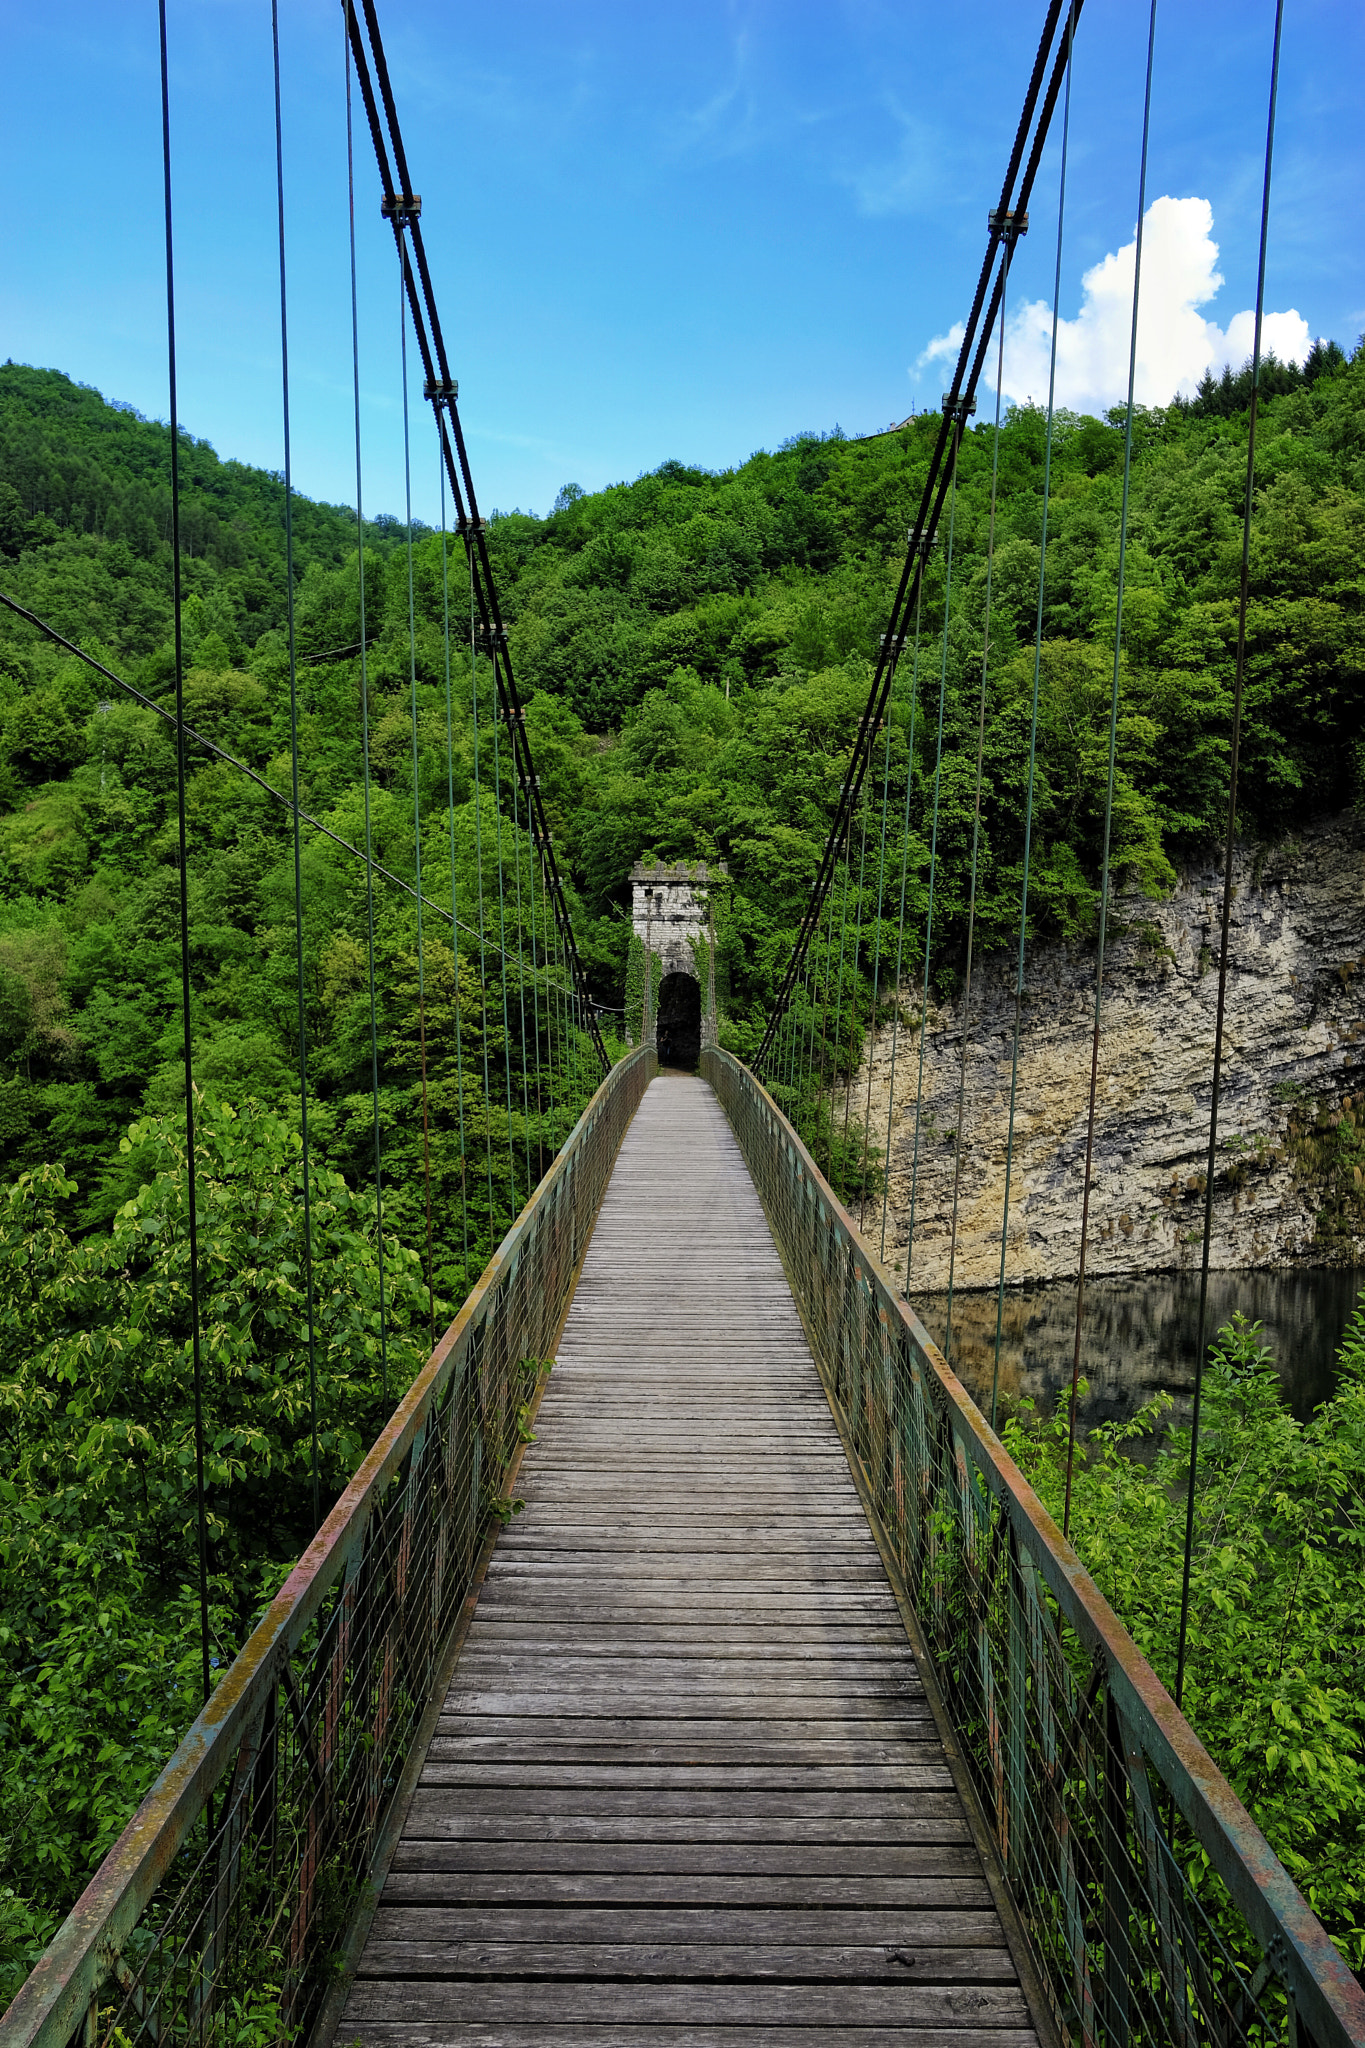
left=848, top=813, right=1365, bottom=1290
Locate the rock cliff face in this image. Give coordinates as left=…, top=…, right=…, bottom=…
left=848, top=813, right=1365, bottom=1292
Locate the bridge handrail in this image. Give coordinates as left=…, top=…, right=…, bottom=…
left=0, top=1047, right=657, bottom=2048
left=703, top=1046, right=1365, bottom=2048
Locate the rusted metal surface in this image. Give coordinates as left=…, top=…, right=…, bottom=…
left=703, top=1045, right=1365, bottom=2048
left=0, top=1049, right=656, bottom=2048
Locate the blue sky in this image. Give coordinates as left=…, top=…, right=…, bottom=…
left=2, top=1, right=1362, bottom=525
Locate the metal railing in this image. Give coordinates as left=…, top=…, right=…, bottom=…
left=1, top=1047, right=656, bottom=2048
left=703, top=1045, right=1365, bottom=2048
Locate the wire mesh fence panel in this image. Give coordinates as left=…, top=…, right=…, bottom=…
left=1, top=1049, right=656, bottom=2048
left=702, top=1045, right=1365, bottom=2048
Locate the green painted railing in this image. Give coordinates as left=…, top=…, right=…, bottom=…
left=0, top=1049, right=656, bottom=2048
left=704, top=1044, right=1365, bottom=2048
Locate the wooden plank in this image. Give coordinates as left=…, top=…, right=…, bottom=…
left=340, top=1077, right=1032, bottom=2044
left=447, top=1653, right=921, bottom=1680
left=428, top=1722, right=939, bottom=1750
left=459, top=1628, right=916, bottom=1649
left=397, top=1790, right=969, bottom=1821
left=343, top=2028, right=1039, bottom=2048
left=418, top=1756, right=944, bottom=1778
left=378, top=1872, right=997, bottom=1911
left=436, top=1695, right=934, bottom=1721
left=365, top=1906, right=1008, bottom=1945
left=342, top=1982, right=1031, bottom=2025
left=419, top=1763, right=957, bottom=1789
left=373, top=1843, right=987, bottom=1878
left=393, top=1813, right=973, bottom=1848
left=357, top=1941, right=1018, bottom=1982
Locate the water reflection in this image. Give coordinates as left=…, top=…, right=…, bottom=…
left=913, top=1268, right=1365, bottom=1434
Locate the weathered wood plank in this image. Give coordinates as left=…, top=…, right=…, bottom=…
left=339, top=1077, right=1031, bottom=2043
left=436, top=1694, right=935, bottom=1721
left=357, top=1941, right=1018, bottom=1982
left=378, top=1872, right=996, bottom=1910
left=393, top=1811, right=973, bottom=1848
left=342, top=1981, right=1031, bottom=2025
left=411, top=1762, right=957, bottom=1792
left=398, top=1789, right=969, bottom=1821
left=372, top=1842, right=987, bottom=1878
left=364, top=1906, right=1007, bottom=1945
left=427, top=1721, right=939, bottom=1750
left=343, top=2028, right=1040, bottom=2048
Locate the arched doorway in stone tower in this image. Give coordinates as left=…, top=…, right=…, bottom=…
left=656, top=972, right=701, bottom=1070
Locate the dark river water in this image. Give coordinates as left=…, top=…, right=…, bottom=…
left=911, top=1268, right=1365, bottom=1434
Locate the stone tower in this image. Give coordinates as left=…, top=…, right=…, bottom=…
left=629, top=859, right=725, bottom=1062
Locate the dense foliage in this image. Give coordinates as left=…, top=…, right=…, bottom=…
left=4, top=346, right=1364, bottom=1178
left=1005, top=1313, right=1365, bottom=1977
left=1, top=337, right=1364, bottom=1997
left=0, top=1100, right=433, bottom=2002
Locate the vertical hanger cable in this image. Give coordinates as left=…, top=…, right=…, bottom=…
left=157, top=0, right=212, bottom=1713
left=1062, top=0, right=1158, bottom=1528
left=904, top=423, right=965, bottom=1296
left=272, top=0, right=322, bottom=1523
left=438, top=446, right=471, bottom=1280
left=945, top=249, right=1013, bottom=1364
left=345, top=4, right=390, bottom=1397
left=990, top=0, right=1076, bottom=1429
left=399, top=250, right=437, bottom=1349
left=879, top=559, right=927, bottom=1260
left=1176, top=0, right=1285, bottom=1706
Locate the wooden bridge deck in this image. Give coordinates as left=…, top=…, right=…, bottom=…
left=340, top=1073, right=1038, bottom=2047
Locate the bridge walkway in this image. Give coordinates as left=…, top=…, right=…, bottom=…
left=339, top=1073, right=1038, bottom=2046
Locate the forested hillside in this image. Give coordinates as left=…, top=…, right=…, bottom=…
left=4, top=346, right=1363, bottom=1206
left=1, top=343, right=1363, bottom=1995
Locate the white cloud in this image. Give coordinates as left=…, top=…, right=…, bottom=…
left=916, top=320, right=965, bottom=374
left=961, top=196, right=1310, bottom=412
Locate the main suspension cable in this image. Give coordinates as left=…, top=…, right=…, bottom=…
left=345, top=0, right=609, bottom=1075
left=755, top=0, right=1086, bottom=1073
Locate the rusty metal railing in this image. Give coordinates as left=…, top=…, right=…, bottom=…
left=703, top=1045, right=1365, bottom=2048
left=0, top=1048, right=656, bottom=2048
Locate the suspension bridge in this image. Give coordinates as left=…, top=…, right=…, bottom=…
left=3, top=1, right=1364, bottom=2045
